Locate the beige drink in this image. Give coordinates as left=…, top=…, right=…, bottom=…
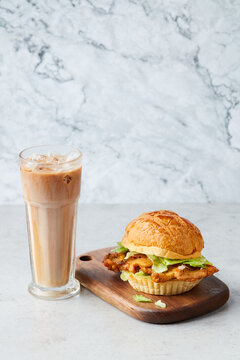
left=20, top=145, right=82, bottom=300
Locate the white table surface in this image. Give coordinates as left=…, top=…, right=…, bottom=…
left=0, top=204, right=239, bottom=359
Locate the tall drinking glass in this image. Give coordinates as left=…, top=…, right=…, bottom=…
left=19, top=145, right=82, bottom=300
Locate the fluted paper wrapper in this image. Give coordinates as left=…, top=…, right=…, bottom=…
left=128, top=276, right=201, bottom=295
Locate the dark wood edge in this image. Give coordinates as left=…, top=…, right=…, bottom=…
left=76, top=247, right=230, bottom=324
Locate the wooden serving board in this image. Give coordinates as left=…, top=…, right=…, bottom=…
left=75, top=247, right=229, bottom=324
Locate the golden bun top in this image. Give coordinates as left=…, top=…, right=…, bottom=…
left=121, top=210, right=204, bottom=259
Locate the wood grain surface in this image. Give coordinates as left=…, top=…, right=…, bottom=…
left=75, top=247, right=229, bottom=324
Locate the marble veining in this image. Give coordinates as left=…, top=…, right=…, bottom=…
left=0, top=0, right=240, bottom=204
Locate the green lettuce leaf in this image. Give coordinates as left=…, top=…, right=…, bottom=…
left=120, top=271, right=131, bottom=281
left=155, top=300, right=166, bottom=308
left=134, top=270, right=151, bottom=279
left=182, top=256, right=212, bottom=268
left=163, top=258, right=184, bottom=266
left=133, top=295, right=152, bottom=303
left=147, top=255, right=168, bottom=273
left=112, top=242, right=128, bottom=253
left=147, top=254, right=212, bottom=273
left=120, top=270, right=150, bottom=281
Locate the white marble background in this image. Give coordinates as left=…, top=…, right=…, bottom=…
left=0, top=0, right=240, bottom=204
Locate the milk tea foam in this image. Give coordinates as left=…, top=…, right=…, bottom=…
left=20, top=152, right=82, bottom=288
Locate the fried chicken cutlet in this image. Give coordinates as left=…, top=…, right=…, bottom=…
left=103, top=251, right=219, bottom=283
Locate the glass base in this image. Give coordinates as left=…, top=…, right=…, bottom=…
left=28, top=278, right=80, bottom=300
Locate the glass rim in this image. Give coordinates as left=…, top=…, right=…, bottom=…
left=19, top=144, right=82, bottom=165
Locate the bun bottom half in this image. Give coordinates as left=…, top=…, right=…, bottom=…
left=128, top=275, right=201, bottom=295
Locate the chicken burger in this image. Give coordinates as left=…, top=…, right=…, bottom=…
left=103, top=210, right=219, bottom=295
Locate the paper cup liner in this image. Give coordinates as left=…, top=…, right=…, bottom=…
left=128, top=275, right=201, bottom=295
